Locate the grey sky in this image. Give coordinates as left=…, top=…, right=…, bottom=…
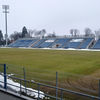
left=0, top=0, right=100, bottom=36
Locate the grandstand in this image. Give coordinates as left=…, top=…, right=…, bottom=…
left=64, top=38, right=83, bottom=49
left=9, top=38, right=38, bottom=47
left=50, top=38, right=71, bottom=48
left=8, top=36, right=97, bottom=49
left=38, top=38, right=56, bottom=48
left=79, top=38, right=94, bottom=49
left=92, top=39, right=100, bottom=49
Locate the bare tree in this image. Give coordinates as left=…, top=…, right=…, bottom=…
left=34, top=30, right=41, bottom=36
left=70, top=29, right=74, bottom=36
left=70, top=29, right=79, bottom=36
left=94, top=29, right=100, bottom=40
left=34, top=29, right=46, bottom=38
left=84, top=28, right=92, bottom=36
left=40, top=29, right=46, bottom=38
left=10, top=31, right=22, bottom=41
left=0, top=30, right=3, bottom=41
left=74, top=29, right=79, bottom=36
left=27, top=29, right=34, bottom=37
left=47, top=33, right=56, bottom=38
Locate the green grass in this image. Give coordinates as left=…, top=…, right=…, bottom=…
left=0, top=48, right=100, bottom=81
left=1, top=48, right=100, bottom=100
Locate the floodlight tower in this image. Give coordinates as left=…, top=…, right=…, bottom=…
left=2, top=5, right=9, bottom=46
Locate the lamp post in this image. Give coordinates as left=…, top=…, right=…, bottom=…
left=2, top=5, right=9, bottom=46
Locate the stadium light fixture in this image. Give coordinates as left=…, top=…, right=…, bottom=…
left=2, top=5, right=9, bottom=46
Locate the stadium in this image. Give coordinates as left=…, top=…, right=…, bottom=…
left=1, top=0, right=100, bottom=100
left=8, top=35, right=100, bottom=49
left=0, top=34, right=100, bottom=100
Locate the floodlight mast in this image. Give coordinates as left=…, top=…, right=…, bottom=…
left=2, top=5, right=9, bottom=47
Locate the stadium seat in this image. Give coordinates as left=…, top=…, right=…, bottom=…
left=50, top=38, right=70, bottom=48
left=8, top=39, right=38, bottom=47
left=38, top=39, right=56, bottom=48
left=64, top=38, right=84, bottom=49
left=79, top=38, right=93, bottom=49
left=92, top=39, right=100, bottom=49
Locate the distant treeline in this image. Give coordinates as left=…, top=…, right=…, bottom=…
left=0, top=26, right=100, bottom=46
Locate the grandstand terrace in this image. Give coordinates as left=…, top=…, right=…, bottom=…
left=8, top=36, right=97, bottom=49
left=92, top=39, right=100, bottom=49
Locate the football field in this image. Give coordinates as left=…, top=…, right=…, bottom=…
left=0, top=48, right=100, bottom=99
left=0, top=48, right=100, bottom=80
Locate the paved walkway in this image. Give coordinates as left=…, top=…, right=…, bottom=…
left=0, top=88, right=35, bottom=100
left=0, top=91, right=22, bottom=100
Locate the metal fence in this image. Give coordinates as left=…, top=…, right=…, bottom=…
left=0, top=64, right=100, bottom=100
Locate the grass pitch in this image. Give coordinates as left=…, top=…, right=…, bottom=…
left=0, top=48, right=100, bottom=99
left=0, top=48, right=100, bottom=79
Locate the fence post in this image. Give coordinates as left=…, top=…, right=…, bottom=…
left=99, top=80, right=100, bottom=100
left=60, top=90, right=63, bottom=100
left=4, top=64, right=7, bottom=90
left=20, top=79, right=22, bottom=96
left=23, top=67, right=27, bottom=94
left=38, top=83, right=40, bottom=100
left=56, top=72, right=58, bottom=100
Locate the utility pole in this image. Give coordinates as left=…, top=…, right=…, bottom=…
left=2, top=5, right=9, bottom=46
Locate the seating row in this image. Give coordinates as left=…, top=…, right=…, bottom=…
left=9, top=37, right=97, bottom=49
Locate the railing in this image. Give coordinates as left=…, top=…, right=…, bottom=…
left=0, top=75, right=100, bottom=100
left=0, top=64, right=100, bottom=100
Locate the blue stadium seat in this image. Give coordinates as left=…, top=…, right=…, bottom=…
left=92, top=39, right=100, bottom=49
left=32, top=39, right=46, bottom=48
left=79, top=38, right=93, bottom=49
left=38, top=39, right=56, bottom=48
left=8, top=37, right=95, bottom=49
left=64, top=38, right=84, bottom=49
left=9, top=39, right=38, bottom=47
left=50, top=38, right=70, bottom=48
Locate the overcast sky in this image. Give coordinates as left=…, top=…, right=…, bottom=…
left=0, top=0, right=100, bottom=36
